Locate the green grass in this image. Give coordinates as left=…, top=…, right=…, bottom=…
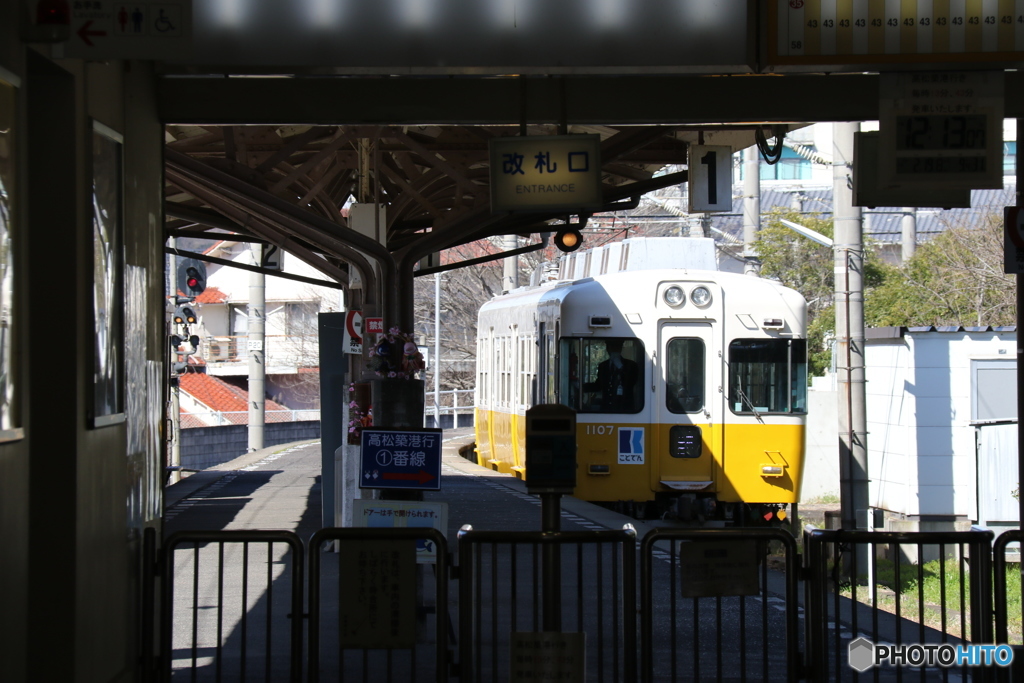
left=802, top=493, right=841, bottom=505
left=837, top=557, right=1023, bottom=642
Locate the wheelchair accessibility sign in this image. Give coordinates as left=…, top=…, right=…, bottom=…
left=618, top=427, right=645, bottom=465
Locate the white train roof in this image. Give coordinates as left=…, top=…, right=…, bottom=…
left=530, top=236, right=731, bottom=288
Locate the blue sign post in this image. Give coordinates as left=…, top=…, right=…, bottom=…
left=359, top=428, right=443, bottom=491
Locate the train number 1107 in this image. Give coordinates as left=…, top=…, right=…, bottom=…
left=585, top=425, right=614, bottom=435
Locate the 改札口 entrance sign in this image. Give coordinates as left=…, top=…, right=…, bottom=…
left=489, top=135, right=603, bottom=214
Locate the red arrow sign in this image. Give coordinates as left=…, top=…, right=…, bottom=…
left=381, top=470, right=436, bottom=485
left=77, top=20, right=107, bottom=47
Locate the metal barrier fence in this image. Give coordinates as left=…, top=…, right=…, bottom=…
left=640, top=528, right=801, bottom=683
left=993, top=530, right=1023, bottom=683
left=307, top=528, right=451, bottom=683
left=153, top=524, right=1022, bottom=682
left=456, top=524, right=637, bottom=683
left=803, top=527, right=995, bottom=682
left=161, top=530, right=305, bottom=683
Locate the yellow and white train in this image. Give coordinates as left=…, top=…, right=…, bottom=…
left=473, top=243, right=808, bottom=524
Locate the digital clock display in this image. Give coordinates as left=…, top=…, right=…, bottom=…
left=879, top=72, right=1002, bottom=189
left=895, top=115, right=988, bottom=151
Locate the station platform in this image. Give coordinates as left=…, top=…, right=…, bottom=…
left=161, top=429, right=671, bottom=681
left=160, top=430, right=944, bottom=682
left=163, top=427, right=654, bottom=539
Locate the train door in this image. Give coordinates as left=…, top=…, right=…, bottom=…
left=654, top=322, right=719, bottom=495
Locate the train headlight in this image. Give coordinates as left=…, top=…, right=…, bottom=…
left=690, top=286, right=712, bottom=307
left=663, top=285, right=685, bottom=307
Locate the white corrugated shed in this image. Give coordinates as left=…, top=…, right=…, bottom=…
left=865, top=326, right=1017, bottom=526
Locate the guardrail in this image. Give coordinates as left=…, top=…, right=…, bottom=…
left=160, top=529, right=305, bottom=683
left=803, top=526, right=995, bottom=681
left=456, top=524, right=637, bottom=683
left=425, top=389, right=475, bottom=429
left=640, top=527, right=801, bottom=683
left=151, top=523, right=1022, bottom=682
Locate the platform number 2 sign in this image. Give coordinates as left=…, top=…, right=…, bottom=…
left=688, top=145, right=733, bottom=213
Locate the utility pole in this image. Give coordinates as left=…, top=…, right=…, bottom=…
left=901, top=207, right=917, bottom=263
left=833, top=122, right=870, bottom=543
left=434, top=271, right=441, bottom=429
left=502, top=234, right=518, bottom=292
left=248, top=244, right=265, bottom=452
left=742, top=145, right=761, bottom=275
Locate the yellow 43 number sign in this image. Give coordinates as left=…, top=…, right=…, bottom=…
left=769, top=0, right=1024, bottom=68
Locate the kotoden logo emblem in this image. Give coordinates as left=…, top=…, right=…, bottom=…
left=848, top=637, right=1013, bottom=670
left=617, top=428, right=644, bottom=465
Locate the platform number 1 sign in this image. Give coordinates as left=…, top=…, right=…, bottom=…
left=688, top=145, right=733, bottom=213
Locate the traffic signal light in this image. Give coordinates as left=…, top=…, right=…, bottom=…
left=173, top=306, right=197, bottom=326
left=554, top=228, right=583, bottom=253
left=177, top=258, right=207, bottom=298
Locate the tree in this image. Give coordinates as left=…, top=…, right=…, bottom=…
left=755, top=209, right=1016, bottom=378
left=412, top=237, right=559, bottom=407
left=867, top=214, right=1015, bottom=328
left=754, top=209, right=891, bottom=377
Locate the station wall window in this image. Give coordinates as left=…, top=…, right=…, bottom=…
left=0, top=76, right=18, bottom=439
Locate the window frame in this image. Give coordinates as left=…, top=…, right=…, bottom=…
left=559, top=336, right=645, bottom=414
left=727, top=338, right=807, bottom=416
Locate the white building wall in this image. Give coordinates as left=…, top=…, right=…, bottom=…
left=866, top=329, right=1016, bottom=521
left=866, top=339, right=915, bottom=515
left=802, top=383, right=840, bottom=502
left=193, top=241, right=342, bottom=377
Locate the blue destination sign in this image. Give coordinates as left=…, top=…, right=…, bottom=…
left=489, top=135, right=603, bottom=213
left=359, top=428, right=442, bottom=491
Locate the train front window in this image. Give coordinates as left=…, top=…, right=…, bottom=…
left=728, top=339, right=807, bottom=415
left=559, top=337, right=644, bottom=414
left=665, top=338, right=705, bottom=413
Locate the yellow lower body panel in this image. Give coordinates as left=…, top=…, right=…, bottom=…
left=717, top=423, right=805, bottom=504
left=475, top=409, right=804, bottom=505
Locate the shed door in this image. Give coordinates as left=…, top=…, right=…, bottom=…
left=977, top=423, right=1019, bottom=525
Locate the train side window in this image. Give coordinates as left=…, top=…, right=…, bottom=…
left=728, top=339, right=807, bottom=415
left=665, top=338, right=705, bottom=413
left=544, top=331, right=556, bottom=403
left=558, top=338, right=581, bottom=410
left=579, top=337, right=644, bottom=414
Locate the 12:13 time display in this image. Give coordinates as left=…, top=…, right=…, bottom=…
left=896, top=115, right=987, bottom=151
